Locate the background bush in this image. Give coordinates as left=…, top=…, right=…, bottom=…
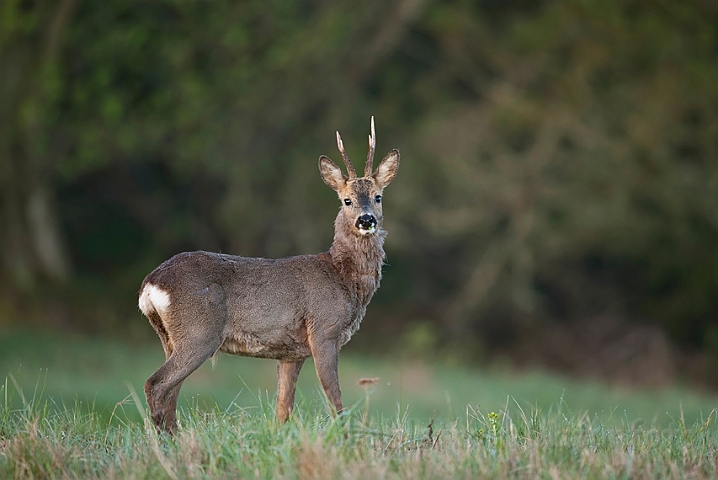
left=1, top=0, right=717, bottom=383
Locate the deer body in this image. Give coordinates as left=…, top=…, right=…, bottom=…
left=139, top=118, right=399, bottom=434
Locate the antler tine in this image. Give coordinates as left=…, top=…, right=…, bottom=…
left=365, top=116, right=376, bottom=177
left=336, top=131, right=357, bottom=178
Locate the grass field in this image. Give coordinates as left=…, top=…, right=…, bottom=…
left=1, top=329, right=717, bottom=478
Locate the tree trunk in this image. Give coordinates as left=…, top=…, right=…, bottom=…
left=0, top=0, right=78, bottom=289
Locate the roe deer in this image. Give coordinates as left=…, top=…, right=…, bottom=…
left=138, top=117, right=399, bottom=434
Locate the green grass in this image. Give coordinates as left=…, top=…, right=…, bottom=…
left=1, top=330, right=718, bottom=478
left=1, top=380, right=716, bottom=479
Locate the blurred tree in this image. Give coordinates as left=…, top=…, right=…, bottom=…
left=1, top=0, right=718, bottom=379
left=0, top=0, right=77, bottom=288
left=395, top=0, right=718, bottom=357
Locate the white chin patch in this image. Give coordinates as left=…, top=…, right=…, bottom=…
left=358, top=226, right=376, bottom=236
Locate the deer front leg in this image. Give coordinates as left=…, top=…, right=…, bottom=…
left=309, top=338, right=343, bottom=416
left=276, top=359, right=305, bottom=423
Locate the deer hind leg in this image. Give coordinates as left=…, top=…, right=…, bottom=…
left=144, top=310, right=177, bottom=432
left=145, top=344, right=220, bottom=434
left=144, top=310, right=225, bottom=435
left=157, top=337, right=181, bottom=430
left=162, top=383, right=184, bottom=433
left=144, top=285, right=228, bottom=434
left=276, top=359, right=305, bottom=423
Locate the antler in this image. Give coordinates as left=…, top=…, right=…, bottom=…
left=336, top=131, right=357, bottom=179
left=365, top=116, right=376, bottom=177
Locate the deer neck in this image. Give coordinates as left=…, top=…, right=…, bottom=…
left=328, top=212, right=386, bottom=300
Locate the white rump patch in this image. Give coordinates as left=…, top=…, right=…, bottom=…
left=138, top=283, right=171, bottom=316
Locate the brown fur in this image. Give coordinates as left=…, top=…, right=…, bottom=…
left=139, top=120, right=399, bottom=434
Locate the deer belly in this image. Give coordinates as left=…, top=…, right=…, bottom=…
left=219, top=330, right=310, bottom=361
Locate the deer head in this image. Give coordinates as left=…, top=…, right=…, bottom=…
left=318, top=117, right=400, bottom=236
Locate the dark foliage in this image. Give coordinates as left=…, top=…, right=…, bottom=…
left=1, top=0, right=717, bottom=383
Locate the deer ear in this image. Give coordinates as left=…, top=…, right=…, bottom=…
left=373, top=149, right=399, bottom=188
left=319, top=155, right=346, bottom=191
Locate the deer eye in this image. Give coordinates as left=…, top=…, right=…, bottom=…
left=344, top=198, right=352, bottom=206
left=375, top=195, right=382, bottom=204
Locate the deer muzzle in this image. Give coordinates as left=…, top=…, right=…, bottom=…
left=356, top=214, right=378, bottom=235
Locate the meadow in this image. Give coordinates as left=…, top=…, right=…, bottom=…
left=1, top=329, right=717, bottom=478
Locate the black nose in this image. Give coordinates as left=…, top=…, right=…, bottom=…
left=356, top=214, right=377, bottom=230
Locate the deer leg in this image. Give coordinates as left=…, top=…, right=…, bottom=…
left=309, top=340, right=343, bottom=416
left=145, top=343, right=220, bottom=434
left=156, top=342, right=185, bottom=432
left=276, top=359, right=305, bottom=423
left=162, top=382, right=184, bottom=432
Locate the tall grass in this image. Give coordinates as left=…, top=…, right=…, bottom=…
left=2, top=330, right=716, bottom=427
left=1, top=377, right=716, bottom=479
left=2, top=331, right=718, bottom=478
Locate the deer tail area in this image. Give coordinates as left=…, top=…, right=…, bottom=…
left=139, top=283, right=174, bottom=355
